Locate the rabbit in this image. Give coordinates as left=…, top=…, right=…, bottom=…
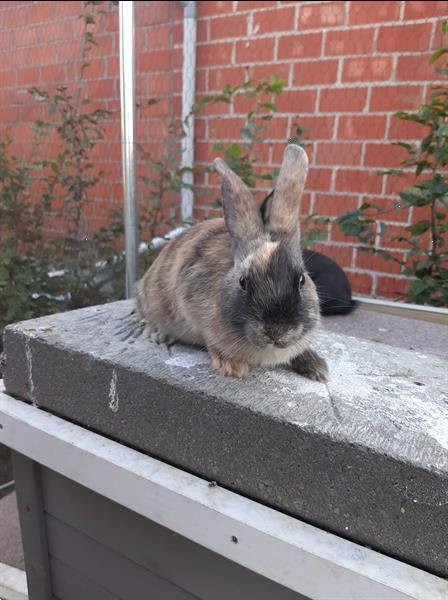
left=136, top=144, right=328, bottom=382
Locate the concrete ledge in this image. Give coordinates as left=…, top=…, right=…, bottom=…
left=2, top=300, right=448, bottom=577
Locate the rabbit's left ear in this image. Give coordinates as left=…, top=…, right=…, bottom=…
left=263, top=144, right=308, bottom=243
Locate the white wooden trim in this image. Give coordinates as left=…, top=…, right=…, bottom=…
left=0, top=386, right=446, bottom=600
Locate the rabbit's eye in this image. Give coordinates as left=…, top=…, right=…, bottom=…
left=298, top=274, right=305, bottom=289
left=239, top=276, right=247, bottom=291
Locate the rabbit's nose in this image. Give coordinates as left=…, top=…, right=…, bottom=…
left=265, top=325, right=286, bottom=342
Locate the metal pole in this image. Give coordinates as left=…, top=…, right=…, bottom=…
left=119, top=1, right=137, bottom=298
left=181, top=1, right=197, bottom=223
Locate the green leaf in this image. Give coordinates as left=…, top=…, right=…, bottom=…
left=429, top=47, right=448, bottom=64
left=406, top=220, right=431, bottom=235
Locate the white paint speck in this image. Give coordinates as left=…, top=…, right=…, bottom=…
left=166, top=352, right=209, bottom=369
left=108, top=370, right=119, bottom=413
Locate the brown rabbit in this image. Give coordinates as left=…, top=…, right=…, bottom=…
left=136, top=144, right=328, bottom=381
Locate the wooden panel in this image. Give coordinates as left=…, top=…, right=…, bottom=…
left=11, top=452, right=53, bottom=600
left=46, top=514, right=197, bottom=600
left=42, top=467, right=305, bottom=600
left=50, top=557, right=119, bottom=600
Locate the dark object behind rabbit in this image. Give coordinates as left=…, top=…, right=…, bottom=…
left=302, top=248, right=358, bottom=316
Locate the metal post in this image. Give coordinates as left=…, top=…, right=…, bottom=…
left=119, top=1, right=137, bottom=298
left=181, top=1, right=197, bottom=223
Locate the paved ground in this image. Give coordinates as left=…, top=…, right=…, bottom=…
left=0, top=306, right=446, bottom=576
left=0, top=491, right=24, bottom=570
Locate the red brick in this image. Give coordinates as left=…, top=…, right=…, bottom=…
left=252, top=6, right=295, bottom=34
left=306, top=168, right=333, bottom=191
left=339, top=115, right=386, bottom=140
left=403, top=1, right=448, bottom=19
left=199, top=1, right=233, bottom=17
left=319, top=87, right=367, bottom=112
left=107, top=57, right=119, bottom=78
left=0, top=70, right=15, bottom=87
left=236, top=38, right=275, bottom=63
left=298, top=116, right=336, bottom=140
left=49, top=0, right=81, bottom=20
left=313, top=244, right=353, bottom=268
left=29, top=0, right=53, bottom=21
left=3, top=6, right=29, bottom=28
left=383, top=170, right=415, bottom=195
left=396, top=55, right=441, bottom=82
left=346, top=272, right=373, bottom=296
left=314, top=194, right=359, bottom=215
left=363, top=197, right=410, bottom=223
left=0, top=29, right=13, bottom=51
left=378, top=224, right=412, bottom=250
left=376, top=276, right=409, bottom=299
left=138, top=2, right=169, bottom=25
left=140, top=50, right=170, bottom=72
left=209, top=117, right=245, bottom=139
left=86, top=79, right=115, bottom=98
left=349, top=1, right=400, bottom=24
left=343, top=57, right=392, bottom=82
left=279, top=33, right=322, bottom=60
left=336, top=169, right=383, bottom=194
left=389, top=116, right=424, bottom=140
left=196, top=96, right=230, bottom=116
left=364, top=143, right=407, bottom=167
left=299, top=2, right=344, bottom=29
left=31, top=42, right=79, bottom=65
left=15, top=27, right=37, bottom=47
left=0, top=106, right=19, bottom=122
left=370, top=85, right=424, bottom=112
left=83, top=58, right=106, bottom=79
left=146, top=26, right=169, bottom=50
left=236, top=1, right=277, bottom=10
left=356, top=250, right=403, bottom=274
left=378, top=23, right=432, bottom=53
left=196, top=19, right=208, bottom=43
left=17, top=67, right=39, bottom=86
left=249, top=63, right=290, bottom=84
left=198, top=42, right=233, bottom=67
left=294, top=60, right=338, bottom=85
left=37, top=21, right=72, bottom=43
left=275, top=89, right=317, bottom=113
left=210, top=14, right=247, bottom=39
left=263, top=117, right=289, bottom=139
left=208, top=67, right=247, bottom=91
left=325, top=28, right=374, bottom=56
left=316, top=143, right=362, bottom=166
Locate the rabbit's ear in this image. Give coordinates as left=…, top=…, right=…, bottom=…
left=214, top=158, right=264, bottom=257
left=264, top=144, right=308, bottom=242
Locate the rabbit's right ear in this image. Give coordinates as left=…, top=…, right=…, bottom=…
left=263, top=144, right=308, bottom=244
left=214, top=158, right=264, bottom=258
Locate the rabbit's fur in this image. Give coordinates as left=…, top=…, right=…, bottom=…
left=136, top=145, right=328, bottom=381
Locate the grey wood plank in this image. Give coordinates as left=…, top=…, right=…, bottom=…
left=50, top=557, right=119, bottom=600
left=11, top=453, right=53, bottom=600
left=45, top=514, right=198, bottom=600
left=42, top=467, right=306, bottom=600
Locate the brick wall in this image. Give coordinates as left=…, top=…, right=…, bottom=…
left=1, top=1, right=447, bottom=299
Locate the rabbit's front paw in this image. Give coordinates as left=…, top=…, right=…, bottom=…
left=209, top=349, right=250, bottom=379
left=291, top=349, right=329, bottom=383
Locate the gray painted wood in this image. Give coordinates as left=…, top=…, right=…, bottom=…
left=46, top=514, right=198, bottom=600
left=50, top=557, right=119, bottom=600
left=11, top=452, right=52, bottom=600
left=42, top=467, right=306, bottom=600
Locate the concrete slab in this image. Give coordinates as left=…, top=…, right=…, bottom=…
left=2, top=300, right=448, bottom=577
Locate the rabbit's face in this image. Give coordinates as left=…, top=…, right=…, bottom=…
left=222, top=240, right=320, bottom=351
